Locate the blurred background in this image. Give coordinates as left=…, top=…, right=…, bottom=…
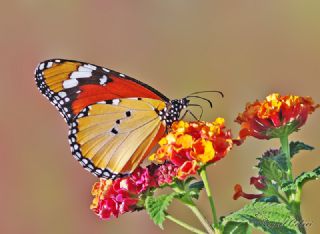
left=1, top=1, right=319, bottom=233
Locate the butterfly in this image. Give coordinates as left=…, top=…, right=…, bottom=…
left=35, top=59, right=221, bottom=179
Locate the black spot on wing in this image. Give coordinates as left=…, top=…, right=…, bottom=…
left=67, top=106, right=128, bottom=179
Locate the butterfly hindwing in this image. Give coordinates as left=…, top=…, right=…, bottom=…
left=68, top=98, right=166, bottom=179
left=35, top=59, right=168, bottom=123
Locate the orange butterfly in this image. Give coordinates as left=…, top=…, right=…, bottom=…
left=35, top=59, right=220, bottom=179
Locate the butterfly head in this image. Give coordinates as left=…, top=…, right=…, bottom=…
left=159, top=98, right=189, bottom=126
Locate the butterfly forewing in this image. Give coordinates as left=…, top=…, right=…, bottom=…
left=35, top=59, right=168, bottom=123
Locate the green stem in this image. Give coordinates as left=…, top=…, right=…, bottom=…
left=291, top=188, right=306, bottom=234
left=200, top=167, right=220, bottom=230
left=186, top=203, right=215, bottom=234
left=280, top=135, right=293, bottom=181
left=276, top=191, right=289, bottom=205
left=172, top=187, right=214, bottom=234
left=166, top=213, right=207, bottom=234
left=280, top=135, right=306, bottom=233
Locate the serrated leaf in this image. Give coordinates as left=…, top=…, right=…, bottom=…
left=272, top=152, right=289, bottom=172
left=223, top=222, right=252, bottom=234
left=281, top=181, right=297, bottom=195
left=262, top=183, right=279, bottom=197
left=314, top=166, right=320, bottom=174
left=258, top=150, right=288, bottom=171
left=289, top=141, right=314, bottom=158
left=295, top=166, right=320, bottom=188
left=222, top=202, right=301, bottom=234
left=145, top=193, right=176, bottom=229
left=259, top=159, right=286, bottom=184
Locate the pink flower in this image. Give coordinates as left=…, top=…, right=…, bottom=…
left=151, top=162, right=178, bottom=186
left=90, top=166, right=157, bottom=219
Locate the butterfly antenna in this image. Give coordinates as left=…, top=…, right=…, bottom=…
left=188, top=104, right=204, bottom=120
left=186, top=95, right=213, bottom=108
left=181, top=109, right=199, bottom=121
left=187, top=90, right=224, bottom=98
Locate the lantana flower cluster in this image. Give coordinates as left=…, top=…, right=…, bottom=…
left=90, top=163, right=177, bottom=219
left=90, top=118, right=234, bottom=219
left=89, top=92, right=319, bottom=231
left=150, top=118, right=233, bottom=179
left=233, top=93, right=319, bottom=202
left=236, top=93, right=319, bottom=139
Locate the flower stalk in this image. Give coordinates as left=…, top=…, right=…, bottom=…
left=166, top=213, right=207, bottom=234
left=280, top=135, right=306, bottom=233
left=280, top=134, right=293, bottom=181
left=186, top=202, right=215, bottom=234
left=199, top=167, right=220, bottom=230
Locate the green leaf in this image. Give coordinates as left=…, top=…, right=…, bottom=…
left=281, top=181, right=297, bottom=195
left=186, top=180, right=204, bottom=199
left=259, top=158, right=286, bottom=184
left=184, top=176, right=197, bottom=185
left=314, top=166, right=320, bottom=174
left=223, top=222, right=252, bottom=234
left=222, top=202, right=301, bottom=234
left=272, top=151, right=289, bottom=172
left=289, top=141, right=314, bottom=158
left=258, top=149, right=288, bottom=171
left=295, top=166, right=320, bottom=188
left=257, top=195, right=279, bottom=203
left=189, top=180, right=204, bottom=190
left=145, top=193, right=176, bottom=229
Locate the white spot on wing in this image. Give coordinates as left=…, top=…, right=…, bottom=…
left=39, top=63, right=45, bottom=70
left=83, top=64, right=97, bottom=70
left=78, top=66, right=92, bottom=72
left=63, top=79, right=79, bottom=89
left=119, top=73, right=125, bottom=77
left=112, top=99, right=120, bottom=105
left=47, top=62, right=53, bottom=68
left=70, top=71, right=92, bottom=79
left=58, top=92, right=66, bottom=98
left=99, top=75, right=108, bottom=85
left=103, top=68, right=110, bottom=73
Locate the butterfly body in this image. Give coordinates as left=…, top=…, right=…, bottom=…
left=35, top=59, right=189, bottom=179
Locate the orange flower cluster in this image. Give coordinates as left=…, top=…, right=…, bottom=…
left=150, top=118, right=233, bottom=179
left=236, top=93, right=319, bottom=139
